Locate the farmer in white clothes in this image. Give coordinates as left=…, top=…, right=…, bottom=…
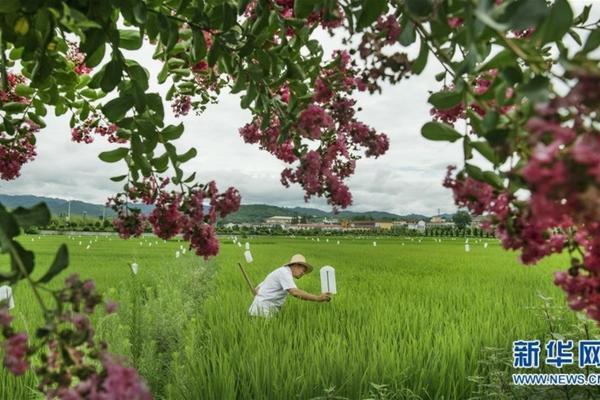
left=248, top=254, right=331, bottom=317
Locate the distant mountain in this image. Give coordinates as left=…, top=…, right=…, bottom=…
left=0, top=194, right=436, bottom=223
left=0, top=194, right=153, bottom=218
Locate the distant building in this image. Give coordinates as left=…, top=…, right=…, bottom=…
left=264, top=216, right=293, bottom=226
left=349, top=220, right=377, bottom=229
left=407, top=220, right=427, bottom=233
left=322, top=218, right=339, bottom=225
left=375, top=221, right=393, bottom=230
left=470, top=215, right=488, bottom=229
left=392, top=221, right=407, bottom=229
left=426, top=216, right=455, bottom=229
left=289, top=223, right=342, bottom=231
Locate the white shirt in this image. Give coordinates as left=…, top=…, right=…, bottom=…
left=249, top=266, right=297, bottom=317
left=0, top=286, right=15, bottom=309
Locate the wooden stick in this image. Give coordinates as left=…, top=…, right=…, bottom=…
left=238, top=263, right=255, bottom=296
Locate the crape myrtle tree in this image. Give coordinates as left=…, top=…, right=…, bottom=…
left=0, top=0, right=599, bottom=397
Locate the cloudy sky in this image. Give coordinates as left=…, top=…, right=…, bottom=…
left=0, top=1, right=594, bottom=216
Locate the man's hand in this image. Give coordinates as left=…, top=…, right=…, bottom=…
left=288, top=288, right=332, bottom=302
left=318, top=293, right=332, bottom=302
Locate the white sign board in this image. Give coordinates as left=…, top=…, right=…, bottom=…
left=320, top=266, right=337, bottom=294
left=244, top=250, right=253, bottom=263
left=0, top=285, right=15, bottom=309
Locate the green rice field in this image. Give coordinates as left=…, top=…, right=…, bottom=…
left=0, top=234, right=586, bottom=399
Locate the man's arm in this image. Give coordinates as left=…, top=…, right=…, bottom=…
left=288, top=288, right=331, bottom=302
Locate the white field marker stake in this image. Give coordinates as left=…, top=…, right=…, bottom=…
left=175, top=251, right=180, bottom=258
left=130, top=263, right=139, bottom=275
left=320, top=266, right=337, bottom=294
left=0, top=285, right=15, bottom=309
left=373, top=241, right=377, bottom=247
left=484, top=242, right=488, bottom=249
left=465, top=244, right=471, bottom=252
left=245, top=242, right=250, bottom=250
left=237, top=242, right=242, bottom=247
left=244, top=250, right=253, bottom=263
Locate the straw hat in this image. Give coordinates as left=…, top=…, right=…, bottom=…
left=286, top=254, right=313, bottom=273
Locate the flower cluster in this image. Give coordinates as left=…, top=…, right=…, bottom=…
left=109, top=180, right=241, bottom=258
left=71, top=117, right=123, bottom=144
left=107, top=195, right=148, bottom=239
left=1, top=307, right=30, bottom=376
left=240, top=50, right=388, bottom=210
left=244, top=0, right=343, bottom=33
left=0, top=122, right=39, bottom=181
left=67, top=41, right=92, bottom=75
left=355, top=15, right=410, bottom=94
left=0, top=73, right=29, bottom=104
left=31, top=275, right=150, bottom=399
left=430, top=70, right=513, bottom=126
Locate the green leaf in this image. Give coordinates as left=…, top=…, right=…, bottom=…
left=398, top=22, right=416, bottom=46
left=582, top=29, right=600, bottom=54
left=421, top=122, right=462, bottom=142
left=119, top=29, right=143, bottom=50
left=506, top=0, right=549, bottom=31
left=177, top=148, right=197, bottom=163
left=474, top=8, right=507, bottom=31
left=110, top=174, right=128, bottom=182
left=183, top=172, right=196, bottom=183
left=98, top=147, right=129, bottom=163
left=465, top=163, right=484, bottom=181
left=0, top=204, right=19, bottom=243
left=357, top=0, right=388, bottom=30
left=27, top=112, right=46, bottom=128
left=520, top=75, right=549, bottom=103
left=428, top=90, right=462, bottom=110
left=11, top=203, right=51, bottom=228
left=191, top=29, right=207, bottom=63
left=101, top=59, right=123, bottom=93
left=14, top=84, right=34, bottom=97
left=11, top=242, right=34, bottom=280
left=483, top=170, right=504, bottom=189
left=151, top=152, right=169, bottom=172
left=240, top=84, right=257, bottom=109
left=3, top=102, right=27, bottom=113
left=471, top=141, right=497, bottom=164
left=133, top=1, right=148, bottom=23
left=479, top=50, right=516, bottom=72
left=161, top=124, right=184, bottom=141
left=538, top=0, right=572, bottom=44
left=146, top=93, right=164, bottom=121
left=127, top=64, right=149, bottom=91
left=37, top=244, right=69, bottom=284
left=406, top=0, right=432, bottom=17
left=0, top=0, right=20, bottom=13
left=411, top=38, right=429, bottom=75
left=102, top=96, right=134, bottom=122
left=86, top=42, right=106, bottom=68
left=294, top=0, right=316, bottom=19
left=286, top=61, right=305, bottom=80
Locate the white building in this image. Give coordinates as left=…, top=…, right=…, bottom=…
left=264, top=216, right=293, bottom=226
